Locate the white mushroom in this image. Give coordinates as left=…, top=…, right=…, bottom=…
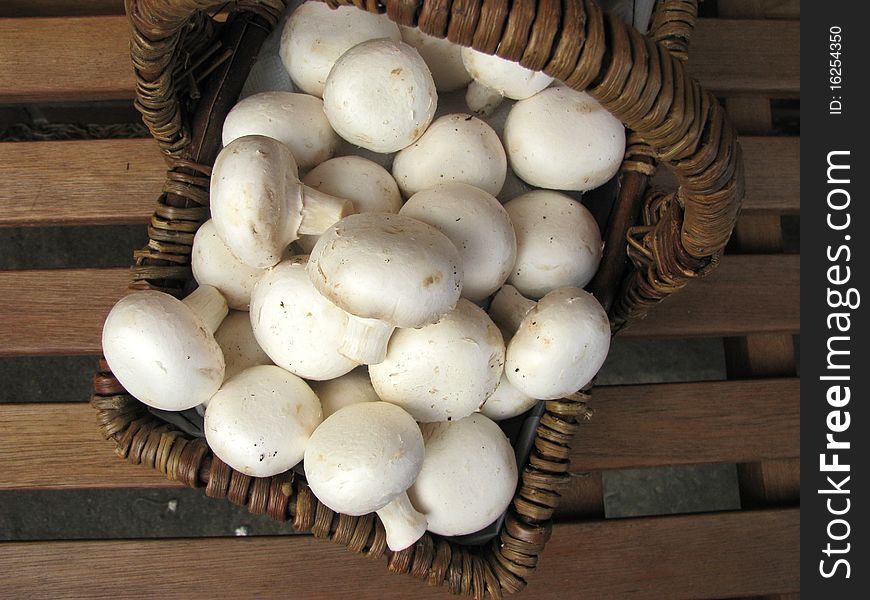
left=391, top=114, right=507, bottom=198
left=304, top=401, right=427, bottom=551
left=490, top=285, right=611, bottom=399
left=504, top=86, right=626, bottom=191
left=279, top=1, right=401, bottom=97
left=205, top=365, right=322, bottom=477
left=191, top=219, right=267, bottom=311
left=460, top=48, right=553, bottom=115
left=250, top=256, right=358, bottom=381
left=408, top=413, right=518, bottom=536
left=307, top=213, right=463, bottom=365
left=479, top=373, right=539, bottom=421
left=399, top=26, right=472, bottom=92
left=222, top=91, right=339, bottom=170
left=214, top=310, right=272, bottom=382
left=323, top=39, right=437, bottom=153
left=102, top=285, right=228, bottom=411
left=297, top=156, right=403, bottom=253
left=504, top=190, right=603, bottom=299
left=309, top=367, right=380, bottom=419
left=399, top=183, right=516, bottom=302
left=369, top=298, right=504, bottom=423
left=210, top=135, right=354, bottom=268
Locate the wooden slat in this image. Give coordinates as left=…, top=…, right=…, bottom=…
left=572, top=378, right=799, bottom=470
left=689, top=19, right=799, bottom=96
left=0, top=377, right=798, bottom=490
left=0, top=16, right=798, bottom=103
left=0, top=509, right=799, bottom=599
left=0, top=139, right=165, bottom=227
left=0, top=255, right=798, bottom=356
left=0, top=268, right=131, bottom=357
left=620, top=254, right=799, bottom=338
left=0, top=16, right=133, bottom=103
left=0, top=1, right=124, bottom=17
left=717, top=0, right=800, bottom=20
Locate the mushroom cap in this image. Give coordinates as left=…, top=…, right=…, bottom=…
left=391, top=113, right=507, bottom=198
left=210, top=135, right=302, bottom=269
left=102, top=290, right=225, bottom=411
left=460, top=48, right=553, bottom=100
left=309, top=367, right=381, bottom=418
left=213, top=310, right=272, bottom=384
left=399, top=26, right=472, bottom=92
left=369, top=298, right=505, bottom=422
left=279, top=1, right=401, bottom=97
left=505, top=287, right=611, bottom=399
left=505, top=190, right=603, bottom=299
left=504, top=86, right=626, bottom=191
left=479, top=373, right=539, bottom=421
left=400, top=183, right=516, bottom=302
left=297, top=155, right=402, bottom=253
left=222, top=91, right=338, bottom=170
left=323, top=39, right=437, bottom=153
left=250, top=257, right=358, bottom=380
left=205, top=365, right=322, bottom=477
left=191, top=219, right=266, bottom=310
left=408, top=413, right=518, bottom=536
left=307, top=213, right=462, bottom=328
left=304, top=401, right=424, bottom=515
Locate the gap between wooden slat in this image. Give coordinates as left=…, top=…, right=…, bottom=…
left=0, top=1, right=124, bottom=18
left=0, top=378, right=799, bottom=491
left=0, top=508, right=800, bottom=599
left=0, top=16, right=801, bottom=103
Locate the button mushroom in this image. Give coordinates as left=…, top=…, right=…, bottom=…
left=307, top=213, right=463, bottom=365
left=323, top=39, right=437, bottom=153
left=210, top=135, right=354, bottom=269
left=279, top=0, right=401, bottom=98
left=222, top=91, right=339, bottom=170
left=369, top=298, right=504, bottom=423
left=101, top=285, right=228, bottom=411
left=504, top=190, right=603, bottom=299
left=490, top=285, right=611, bottom=400
left=250, top=256, right=358, bottom=381
left=399, top=26, right=472, bottom=92
left=479, top=373, right=538, bottom=421
left=399, top=183, right=516, bottom=303
left=191, top=219, right=267, bottom=311
left=304, top=401, right=427, bottom=551
left=408, top=413, right=518, bottom=536
left=214, top=310, right=272, bottom=382
left=504, top=86, right=626, bottom=191
left=460, top=48, right=553, bottom=116
left=205, top=364, right=322, bottom=477
left=391, top=114, right=507, bottom=198
left=309, top=367, right=380, bottom=419
left=296, top=155, right=403, bottom=253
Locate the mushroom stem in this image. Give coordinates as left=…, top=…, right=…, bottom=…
left=339, top=314, right=395, bottom=365
left=488, top=284, right=535, bottom=340
left=298, top=187, right=356, bottom=235
left=375, top=492, right=428, bottom=551
left=182, top=285, right=229, bottom=334
left=465, top=80, right=504, bottom=117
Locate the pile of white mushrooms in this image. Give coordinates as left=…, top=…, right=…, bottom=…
left=102, top=1, right=623, bottom=552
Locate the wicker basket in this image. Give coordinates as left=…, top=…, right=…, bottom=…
left=92, top=0, right=743, bottom=597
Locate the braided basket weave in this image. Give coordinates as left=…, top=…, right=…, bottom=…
left=92, top=0, right=743, bottom=596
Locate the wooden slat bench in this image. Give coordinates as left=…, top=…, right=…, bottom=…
left=0, top=1, right=800, bottom=598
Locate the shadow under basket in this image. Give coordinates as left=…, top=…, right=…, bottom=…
left=92, top=0, right=743, bottom=597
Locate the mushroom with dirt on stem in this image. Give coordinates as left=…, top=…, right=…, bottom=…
left=306, top=213, right=463, bottom=365
left=304, top=401, right=428, bottom=551
left=205, top=364, right=322, bottom=477
left=369, top=298, right=505, bottom=423
left=460, top=48, right=554, bottom=116
left=489, top=285, right=611, bottom=400
left=399, top=182, right=516, bottom=303
left=209, top=135, right=354, bottom=269
left=101, top=285, right=228, bottom=411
